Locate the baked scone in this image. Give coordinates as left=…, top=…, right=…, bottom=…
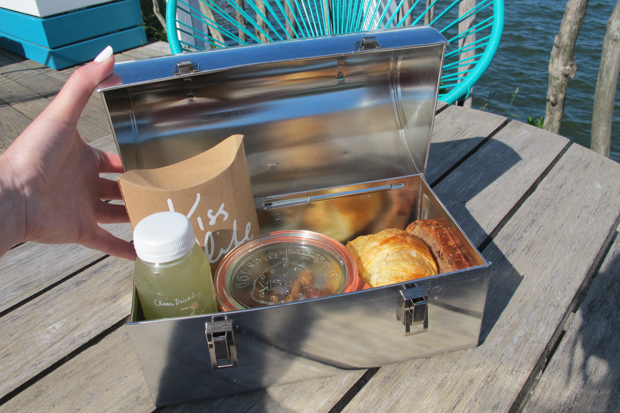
left=346, top=228, right=438, bottom=287
left=406, top=219, right=472, bottom=273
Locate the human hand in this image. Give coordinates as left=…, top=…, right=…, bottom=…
left=0, top=46, right=136, bottom=260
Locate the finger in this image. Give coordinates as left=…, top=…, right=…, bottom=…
left=96, top=149, right=125, bottom=173
left=83, top=227, right=136, bottom=261
left=96, top=201, right=130, bottom=224
left=46, top=46, right=115, bottom=126
left=98, top=178, right=123, bottom=200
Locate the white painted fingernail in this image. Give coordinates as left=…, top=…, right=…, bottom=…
left=94, top=46, right=113, bottom=63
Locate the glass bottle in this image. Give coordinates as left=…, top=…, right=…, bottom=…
left=133, top=211, right=218, bottom=320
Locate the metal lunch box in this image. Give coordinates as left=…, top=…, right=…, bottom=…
left=99, top=26, right=491, bottom=407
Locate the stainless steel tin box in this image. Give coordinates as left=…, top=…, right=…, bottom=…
left=99, top=26, right=491, bottom=407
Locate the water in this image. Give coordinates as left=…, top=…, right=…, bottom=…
left=471, top=0, right=620, bottom=162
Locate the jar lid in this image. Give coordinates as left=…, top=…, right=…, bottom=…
left=215, top=230, right=360, bottom=311
left=133, top=212, right=196, bottom=263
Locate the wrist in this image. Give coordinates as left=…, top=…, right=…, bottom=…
left=0, top=153, right=27, bottom=257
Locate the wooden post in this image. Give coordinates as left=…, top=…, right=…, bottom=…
left=458, top=0, right=476, bottom=108
left=424, top=0, right=435, bottom=26
left=199, top=1, right=225, bottom=45
left=399, top=0, right=413, bottom=27
left=236, top=0, right=247, bottom=43
left=256, top=0, right=270, bottom=42
left=543, top=0, right=589, bottom=134
left=591, top=0, right=620, bottom=157
left=285, top=0, right=297, bottom=38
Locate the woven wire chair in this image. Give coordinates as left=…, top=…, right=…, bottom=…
left=166, top=0, right=504, bottom=105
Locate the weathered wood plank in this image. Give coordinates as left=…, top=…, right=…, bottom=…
left=522, top=225, right=620, bottom=412
left=112, top=53, right=136, bottom=63
left=0, top=328, right=154, bottom=413
left=141, top=41, right=172, bottom=56
left=427, top=106, right=507, bottom=184
left=3, top=68, right=65, bottom=98
left=342, top=144, right=620, bottom=412
left=0, top=49, right=21, bottom=67
left=0, top=220, right=132, bottom=314
left=0, top=51, right=45, bottom=75
left=434, top=120, right=570, bottom=246
left=0, top=105, right=34, bottom=146
left=10, top=97, right=112, bottom=143
left=1, top=325, right=363, bottom=413
left=0, top=75, right=40, bottom=104
left=121, top=42, right=170, bottom=60
left=162, top=372, right=364, bottom=413
left=0, top=255, right=133, bottom=397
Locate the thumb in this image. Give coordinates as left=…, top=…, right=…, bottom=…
left=47, top=46, right=115, bottom=126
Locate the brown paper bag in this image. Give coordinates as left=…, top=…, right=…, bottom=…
left=118, top=135, right=259, bottom=271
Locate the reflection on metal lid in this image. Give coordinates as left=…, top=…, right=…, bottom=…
left=215, top=230, right=361, bottom=311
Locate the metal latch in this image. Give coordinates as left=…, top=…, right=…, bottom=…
left=355, top=36, right=381, bottom=51
left=398, top=286, right=428, bottom=336
left=174, top=60, right=200, bottom=76
left=206, top=320, right=238, bottom=369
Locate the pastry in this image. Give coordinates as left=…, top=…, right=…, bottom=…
left=346, top=228, right=438, bottom=287
left=302, top=195, right=383, bottom=242
left=406, top=219, right=473, bottom=273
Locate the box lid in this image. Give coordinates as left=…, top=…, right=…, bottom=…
left=100, top=26, right=447, bottom=198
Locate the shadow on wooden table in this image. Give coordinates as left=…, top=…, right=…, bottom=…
left=566, top=247, right=620, bottom=408
left=429, top=137, right=525, bottom=345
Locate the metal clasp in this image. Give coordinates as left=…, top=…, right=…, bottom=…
left=174, top=60, right=199, bottom=76
left=206, top=319, right=238, bottom=369
left=398, top=286, right=428, bottom=336
left=355, top=36, right=381, bottom=51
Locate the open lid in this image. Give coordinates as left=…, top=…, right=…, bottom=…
left=100, top=26, right=447, bottom=198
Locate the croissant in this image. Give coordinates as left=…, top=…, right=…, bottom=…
left=346, top=228, right=438, bottom=287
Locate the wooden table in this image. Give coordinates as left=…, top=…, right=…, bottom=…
left=1, top=42, right=619, bottom=413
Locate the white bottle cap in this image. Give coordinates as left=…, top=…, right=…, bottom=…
left=133, top=211, right=196, bottom=263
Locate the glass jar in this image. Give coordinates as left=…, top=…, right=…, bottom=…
left=214, top=230, right=362, bottom=311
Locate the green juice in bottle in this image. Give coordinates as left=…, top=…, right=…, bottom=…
left=133, top=211, right=218, bottom=320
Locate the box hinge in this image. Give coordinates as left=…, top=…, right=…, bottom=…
left=398, top=286, right=428, bottom=336
left=174, top=60, right=200, bottom=76
left=205, top=319, right=238, bottom=369
left=356, top=36, right=381, bottom=51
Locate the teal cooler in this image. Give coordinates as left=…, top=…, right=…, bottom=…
left=0, top=0, right=146, bottom=69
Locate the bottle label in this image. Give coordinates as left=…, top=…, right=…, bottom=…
left=153, top=292, right=203, bottom=316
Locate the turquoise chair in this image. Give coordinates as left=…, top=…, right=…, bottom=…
left=166, top=0, right=504, bottom=105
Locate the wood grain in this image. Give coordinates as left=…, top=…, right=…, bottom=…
left=0, top=220, right=132, bottom=314
left=10, top=97, right=111, bottom=143
left=0, top=255, right=134, bottom=397
left=0, top=75, right=39, bottom=104
left=427, top=105, right=507, bottom=184
left=121, top=44, right=170, bottom=60
left=522, top=225, right=620, bottom=412
left=433, top=120, right=570, bottom=246
left=0, top=328, right=154, bottom=413
left=3, top=69, right=65, bottom=98
left=342, top=144, right=620, bottom=412
left=162, top=372, right=364, bottom=413
left=1, top=325, right=363, bottom=413
left=0, top=105, right=34, bottom=146
left=0, top=53, right=45, bottom=75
